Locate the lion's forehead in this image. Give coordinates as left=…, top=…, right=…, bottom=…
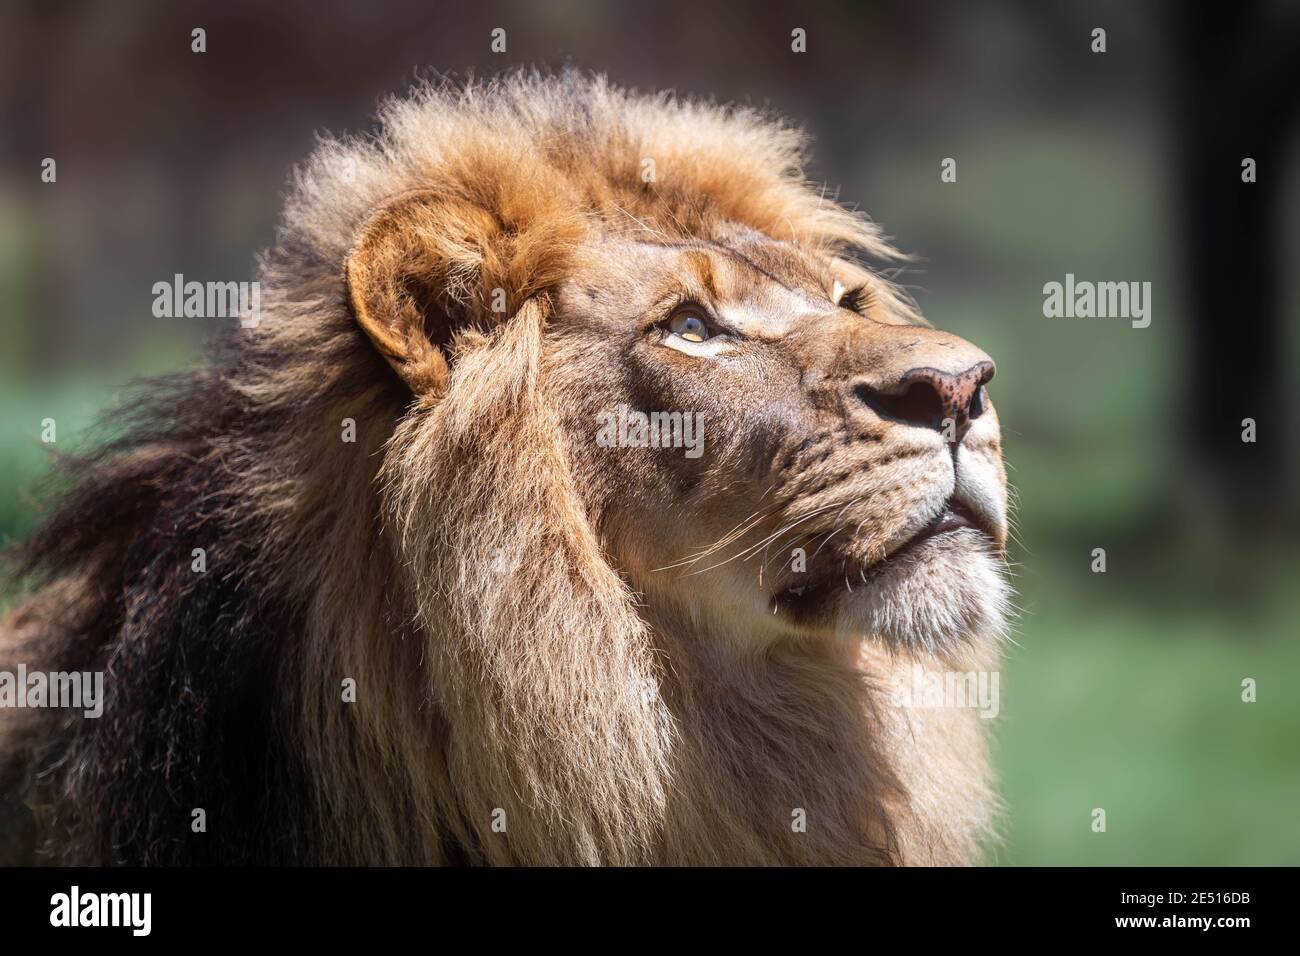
left=561, top=235, right=836, bottom=317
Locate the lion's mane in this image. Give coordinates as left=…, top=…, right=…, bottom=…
left=0, top=71, right=992, bottom=865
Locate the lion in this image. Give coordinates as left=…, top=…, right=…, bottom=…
left=0, top=70, right=1010, bottom=866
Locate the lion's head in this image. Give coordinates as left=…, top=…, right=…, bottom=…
left=342, top=75, right=1008, bottom=654
left=2, top=70, right=1008, bottom=866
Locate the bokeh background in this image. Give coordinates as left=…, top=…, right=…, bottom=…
left=2, top=0, right=1297, bottom=864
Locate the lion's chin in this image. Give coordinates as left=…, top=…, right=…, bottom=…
left=774, top=529, right=1010, bottom=651
left=852, top=530, right=1010, bottom=650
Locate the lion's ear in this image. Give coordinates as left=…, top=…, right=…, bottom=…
left=345, top=190, right=499, bottom=396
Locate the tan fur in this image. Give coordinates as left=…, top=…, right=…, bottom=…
left=1, top=70, right=1008, bottom=865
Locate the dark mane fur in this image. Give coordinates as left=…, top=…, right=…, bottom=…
left=2, top=323, right=408, bottom=863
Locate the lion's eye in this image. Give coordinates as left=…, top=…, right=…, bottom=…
left=838, top=284, right=870, bottom=315
left=668, top=311, right=711, bottom=343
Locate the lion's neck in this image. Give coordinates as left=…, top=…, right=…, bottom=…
left=638, top=606, right=888, bottom=864
left=641, top=604, right=996, bottom=865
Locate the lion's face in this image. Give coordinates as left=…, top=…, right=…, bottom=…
left=550, top=228, right=1009, bottom=650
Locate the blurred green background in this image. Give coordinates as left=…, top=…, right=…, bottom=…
left=1, top=0, right=1297, bottom=863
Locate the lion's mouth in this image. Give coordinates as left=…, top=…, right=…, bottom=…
left=883, top=498, right=988, bottom=562
left=770, top=496, right=996, bottom=613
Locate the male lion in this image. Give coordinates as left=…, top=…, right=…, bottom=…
left=0, top=71, right=1009, bottom=865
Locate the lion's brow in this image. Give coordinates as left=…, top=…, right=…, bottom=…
left=646, top=238, right=798, bottom=294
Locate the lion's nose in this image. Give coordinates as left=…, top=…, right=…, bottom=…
left=854, top=361, right=994, bottom=444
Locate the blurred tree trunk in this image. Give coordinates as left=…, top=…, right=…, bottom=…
left=1171, top=1, right=1300, bottom=533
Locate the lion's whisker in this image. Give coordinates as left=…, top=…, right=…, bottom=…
left=683, top=502, right=843, bottom=577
